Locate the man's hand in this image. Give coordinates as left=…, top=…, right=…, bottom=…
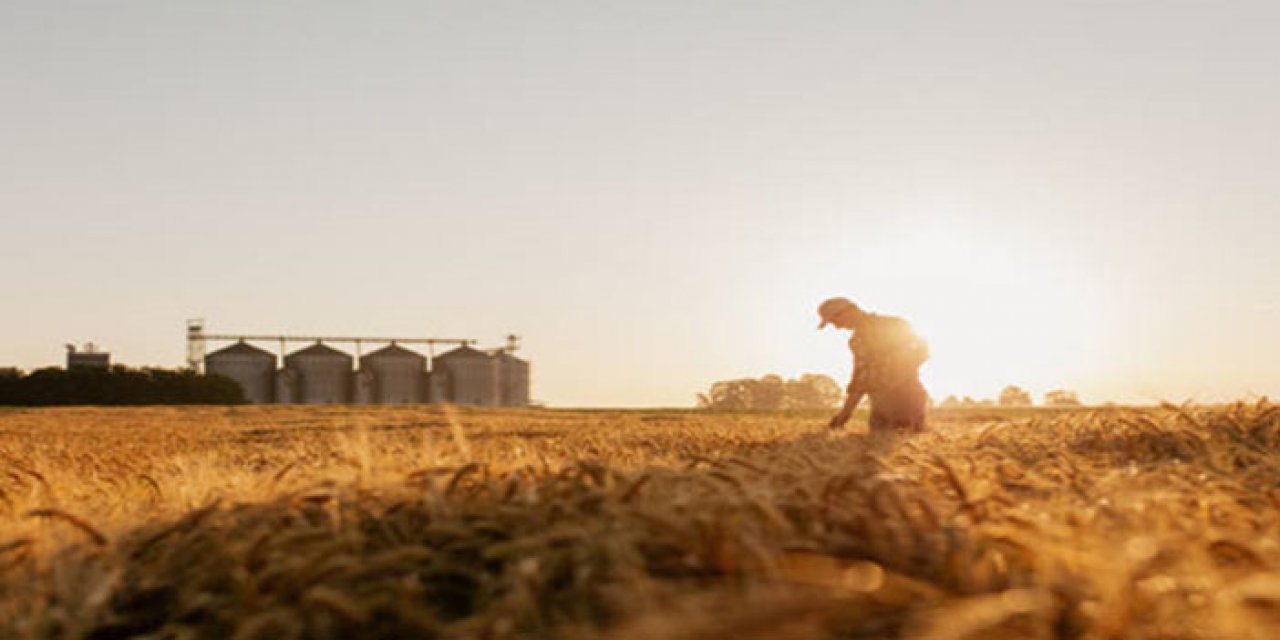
left=828, top=390, right=864, bottom=431
left=827, top=408, right=853, bottom=430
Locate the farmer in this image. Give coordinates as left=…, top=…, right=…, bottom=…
left=817, top=297, right=930, bottom=433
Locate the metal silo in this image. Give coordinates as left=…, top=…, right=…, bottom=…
left=361, top=343, right=426, bottom=404
left=284, top=342, right=353, bottom=404
left=495, top=352, right=530, bottom=407
left=433, top=345, right=497, bottom=406
left=205, top=341, right=276, bottom=404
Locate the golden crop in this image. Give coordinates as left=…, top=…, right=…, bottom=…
left=1, top=402, right=1278, bottom=639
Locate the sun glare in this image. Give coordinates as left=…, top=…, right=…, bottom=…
left=823, top=225, right=1100, bottom=402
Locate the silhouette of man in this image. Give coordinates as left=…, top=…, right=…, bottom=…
left=817, top=297, right=929, bottom=433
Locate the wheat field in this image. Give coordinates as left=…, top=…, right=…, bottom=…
left=1, top=402, right=1278, bottom=639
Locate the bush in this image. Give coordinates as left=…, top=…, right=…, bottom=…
left=998, top=385, right=1033, bottom=407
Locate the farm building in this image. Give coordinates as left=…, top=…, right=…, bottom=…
left=431, top=345, right=499, bottom=406
left=360, top=344, right=427, bottom=404
left=283, top=343, right=354, bottom=404
left=65, top=344, right=110, bottom=370
left=495, top=351, right=530, bottom=407
left=205, top=341, right=276, bottom=404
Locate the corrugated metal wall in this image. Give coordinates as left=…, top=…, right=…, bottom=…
left=434, top=346, right=498, bottom=406
left=361, top=345, right=426, bottom=404
left=205, top=341, right=276, bottom=404
left=284, top=343, right=353, bottom=404
left=496, top=353, right=530, bottom=407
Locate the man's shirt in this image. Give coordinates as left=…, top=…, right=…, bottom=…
left=847, top=314, right=929, bottom=394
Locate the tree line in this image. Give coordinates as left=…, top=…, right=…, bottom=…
left=937, top=385, right=1082, bottom=408
left=0, top=366, right=245, bottom=406
left=698, top=378, right=1085, bottom=411
left=697, top=374, right=843, bottom=410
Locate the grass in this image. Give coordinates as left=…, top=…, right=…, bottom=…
left=1, top=402, right=1278, bottom=638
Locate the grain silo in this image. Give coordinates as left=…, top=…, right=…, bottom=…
left=495, top=352, right=530, bottom=407
left=284, top=342, right=353, bottom=404
left=204, top=341, right=276, bottom=404
left=433, top=345, right=497, bottom=406
left=361, top=344, right=426, bottom=404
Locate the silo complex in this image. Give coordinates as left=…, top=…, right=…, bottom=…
left=284, top=343, right=353, bottom=404
left=192, top=329, right=530, bottom=406
left=205, top=341, right=276, bottom=404
left=361, top=344, right=427, bottom=404
left=433, top=346, right=499, bottom=406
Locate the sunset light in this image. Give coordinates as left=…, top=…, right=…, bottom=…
left=880, top=226, right=1101, bottom=403
left=783, top=220, right=1104, bottom=405
left=4, top=3, right=1280, bottom=636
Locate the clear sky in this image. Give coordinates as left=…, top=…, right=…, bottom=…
left=3, top=1, right=1278, bottom=407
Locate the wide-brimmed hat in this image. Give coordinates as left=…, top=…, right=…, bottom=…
left=817, top=297, right=859, bottom=329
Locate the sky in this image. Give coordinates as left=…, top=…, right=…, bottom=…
left=2, top=1, right=1278, bottom=407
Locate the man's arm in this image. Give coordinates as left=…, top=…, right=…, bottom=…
left=828, top=364, right=868, bottom=430
left=828, top=386, right=864, bottom=430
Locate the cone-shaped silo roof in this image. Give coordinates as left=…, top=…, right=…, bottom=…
left=284, top=342, right=353, bottom=362
left=362, top=343, right=426, bottom=363
left=494, top=351, right=527, bottom=365
left=207, top=341, right=275, bottom=359
left=435, top=345, right=492, bottom=361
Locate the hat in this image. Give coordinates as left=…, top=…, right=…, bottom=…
left=817, top=297, right=859, bottom=329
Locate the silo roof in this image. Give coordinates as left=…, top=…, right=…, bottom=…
left=495, top=351, right=528, bottom=365
left=363, top=343, right=426, bottom=362
left=207, top=341, right=275, bottom=359
left=435, top=345, right=492, bottom=360
left=285, top=342, right=353, bottom=361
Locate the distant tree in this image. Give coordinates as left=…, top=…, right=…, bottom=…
left=0, top=368, right=20, bottom=406
left=939, top=395, right=960, bottom=409
left=1044, top=389, right=1082, bottom=407
left=998, top=385, right=1033, bottom=407
left=784, top=374, right=843, bottom=410
left=755, top=374, right=786, bottom=410
left=698, top=373, right=843, bottom=410
left=0, top=366, right=244, bottom=406
left=698, top=379, right=753, bottom=410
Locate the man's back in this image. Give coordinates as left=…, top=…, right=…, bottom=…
left=849, top=314, right=928, bottom=393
